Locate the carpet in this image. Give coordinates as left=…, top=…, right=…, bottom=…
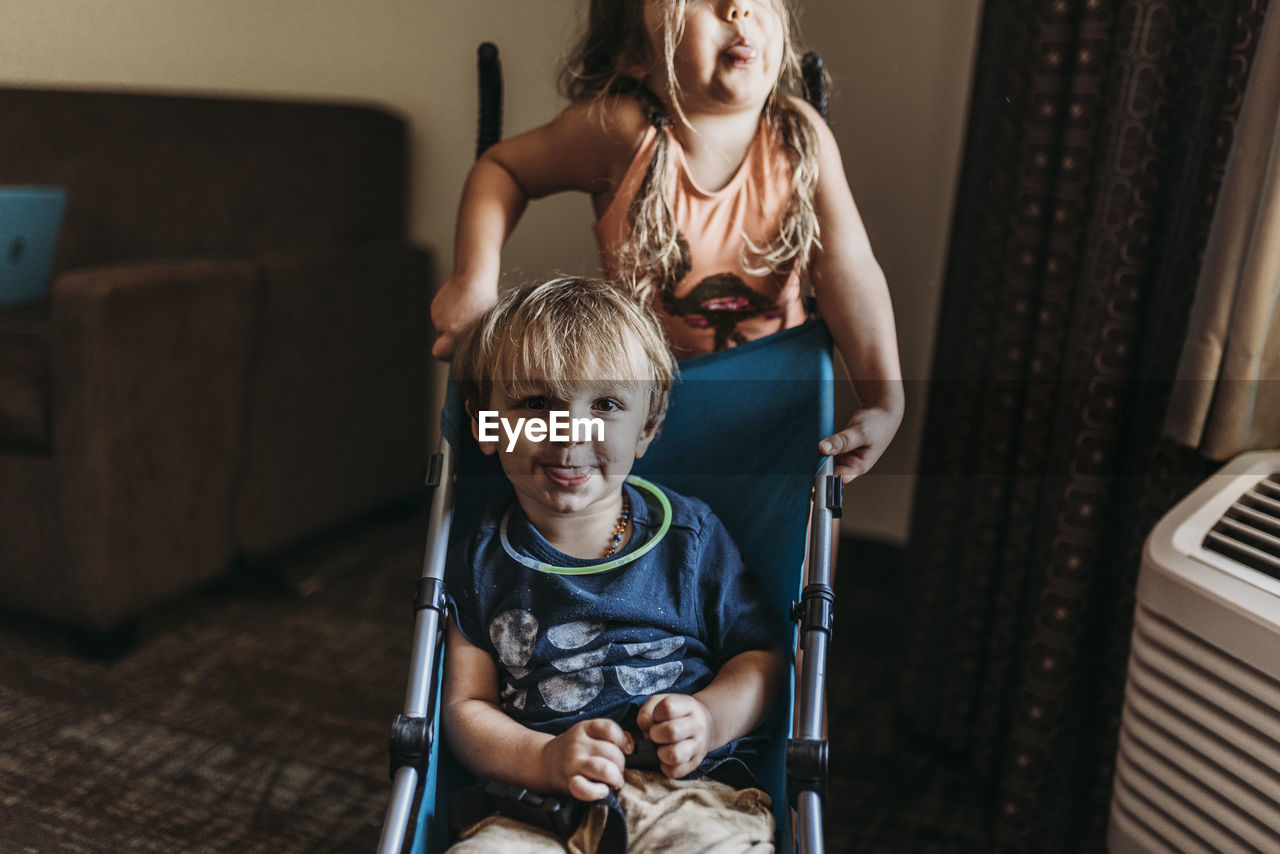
left=0, top=510, right=983, bottom=853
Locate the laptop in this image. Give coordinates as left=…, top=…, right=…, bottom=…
left=0, top=187, right=67, bottom=308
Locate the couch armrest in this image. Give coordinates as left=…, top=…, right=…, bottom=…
left=31, top=257, right=259, bottom=628
left=234, top=241, right=431, bottom=556
left=0, top=305, right=51, bottom=451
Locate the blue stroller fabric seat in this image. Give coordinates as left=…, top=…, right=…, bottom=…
left=381, top=320, right=838, bottom=854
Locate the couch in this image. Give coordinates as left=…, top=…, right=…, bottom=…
left=0, top=88, right=430, bottom=632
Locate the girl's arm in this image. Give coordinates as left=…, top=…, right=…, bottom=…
left=442, top=617, right=634, bottom=801
left=635, top=646, right=785, bottom=779
left=430, top=157, right=526, bottom=359
left=431, top=99, right=649, bottom=358
left=792, top=97, right=906, bottom=482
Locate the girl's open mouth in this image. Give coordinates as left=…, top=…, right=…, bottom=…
left=723, top=40, right=758, bottom=67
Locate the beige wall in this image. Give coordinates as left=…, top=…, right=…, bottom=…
left=0, top=0, right=982, bottom=543
left=802, top=2, right=983, bottom=542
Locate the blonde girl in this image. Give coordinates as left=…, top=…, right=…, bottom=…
left=432, top=0, right=903, bottom=480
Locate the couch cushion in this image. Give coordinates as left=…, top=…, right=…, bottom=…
left=0, top=306, right=49, bottom=451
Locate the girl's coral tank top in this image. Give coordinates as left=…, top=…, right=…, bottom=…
left=593, top=120, right=806, bottom=356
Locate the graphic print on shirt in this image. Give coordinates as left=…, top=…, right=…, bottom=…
left=487, top=609, right=685, bottom=714
left=658, top=233, right=783, bottom=351
left=489, top=609, right=538, bottom=710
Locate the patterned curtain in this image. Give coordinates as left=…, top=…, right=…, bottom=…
left=898, top=1, right=1270, bottom=851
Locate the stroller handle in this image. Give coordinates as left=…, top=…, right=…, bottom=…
left=801, top=51, right=829, bottom=124
left=476, top=43, right=503, bottom=158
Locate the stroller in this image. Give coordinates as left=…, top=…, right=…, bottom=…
left=378, top=46, right=840, bottom=854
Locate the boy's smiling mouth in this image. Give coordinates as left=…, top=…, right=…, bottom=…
left=543, top=465, right=595, bottom=488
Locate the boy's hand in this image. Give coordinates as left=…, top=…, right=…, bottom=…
left=540, top=718, right=634, bottom=802
left=636, top=694, right=712, bottom=779
left=819, top=404, right=902, bottom=483
left=430, top=274, right=498, bottom=360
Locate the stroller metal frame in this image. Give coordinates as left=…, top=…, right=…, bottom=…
left=378, top=44, right=837, bottom=854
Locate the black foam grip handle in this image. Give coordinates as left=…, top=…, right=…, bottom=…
left=801, top=51, right=829, bottom=124
left=476, top=42, right=504, bottom=159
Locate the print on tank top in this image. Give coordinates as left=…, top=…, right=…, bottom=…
left=657, top=234, right=786, bottom=351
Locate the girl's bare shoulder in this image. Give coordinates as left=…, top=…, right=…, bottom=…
left=546, top=94, right=654, bottom=196
left=779, top=94, right=844, bottom=167
left=559, top=95, right=653, bottom=163
left=781, top=94, right=831, bottom=136
left=480, top=95, right=652, bottom=196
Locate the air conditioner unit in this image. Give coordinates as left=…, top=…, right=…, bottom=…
left=1108, top=451, right=1280, bottom=854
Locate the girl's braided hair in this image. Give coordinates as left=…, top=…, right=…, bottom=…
left=559, top=0, right=823, bottom=306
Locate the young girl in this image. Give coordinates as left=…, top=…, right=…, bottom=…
left=432, top=0, right=903, bottom=480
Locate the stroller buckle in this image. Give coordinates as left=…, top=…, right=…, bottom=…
left=450, top=779, right=593, bottom=843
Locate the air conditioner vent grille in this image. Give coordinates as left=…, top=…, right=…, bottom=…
left=1110, top=453, right=1280, bottom=854
left=1203, top=476, right=1280, bottom=579
left=1113, top=605, right=1280, bottom=853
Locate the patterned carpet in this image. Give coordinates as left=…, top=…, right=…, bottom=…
left=0, top=510, right=983, bottom=853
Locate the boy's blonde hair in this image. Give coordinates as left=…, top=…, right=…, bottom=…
left=453, top=277, right=677, bottom=430
left=560, top=0, right=822, bottom=306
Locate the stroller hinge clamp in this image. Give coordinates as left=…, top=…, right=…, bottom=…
left=388, top=713, right=433, bottom=779
left=791, top=583, right=834, bottom=648
left=825, top=475, right=843, bottom=517
left=426, top=452, right=445, bottom=487
left=786, top=737, right=828, bottom=805
left=414, top=577, right=449, bottom=616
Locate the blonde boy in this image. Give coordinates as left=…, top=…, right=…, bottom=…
left=444, top=277, right=784, bottom=852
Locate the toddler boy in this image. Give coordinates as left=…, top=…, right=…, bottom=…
left=444, top=277, right=784, bottom=853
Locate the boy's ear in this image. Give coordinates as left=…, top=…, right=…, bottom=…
left=466, top=400, right=499, bottom=456
left=634, top=419, right=660, bottom=460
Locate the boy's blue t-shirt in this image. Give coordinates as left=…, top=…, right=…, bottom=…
left=446, top=477, right=782, bottom=736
